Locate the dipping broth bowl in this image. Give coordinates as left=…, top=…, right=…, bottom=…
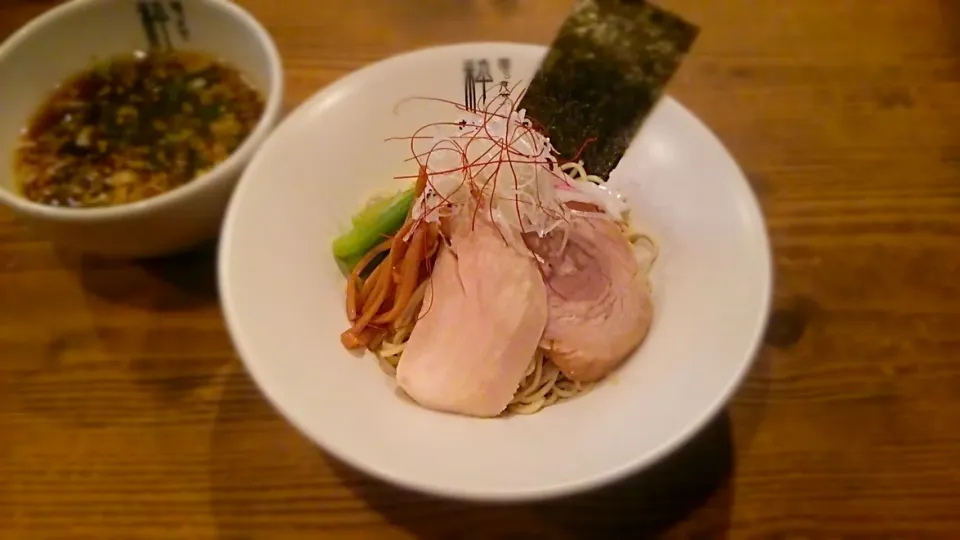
left=0, top=0, right=283, bottom=258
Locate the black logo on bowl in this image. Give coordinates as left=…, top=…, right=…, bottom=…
left=137, top=1, right=190, bottom=51
left=463, top=57, right=511, bottom=112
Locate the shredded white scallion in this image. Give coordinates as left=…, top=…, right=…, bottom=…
left=405, top=97, right=629, bottom=256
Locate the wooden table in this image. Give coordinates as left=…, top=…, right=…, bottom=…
left=3, top=0, right=959, bottom=537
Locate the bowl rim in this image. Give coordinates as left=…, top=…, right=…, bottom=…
left=0, top=0, right=284, bottom=221
left=218, top=41, right=774, bottom=502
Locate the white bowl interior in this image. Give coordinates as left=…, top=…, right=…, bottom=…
left=0, top=0, right=275, bottom=194
left=220, top=43, right=771, bottom=500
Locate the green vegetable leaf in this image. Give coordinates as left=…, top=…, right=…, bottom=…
left=332, top=187, right=416, bottom=268
left=352, top=188, right=414, bottom=229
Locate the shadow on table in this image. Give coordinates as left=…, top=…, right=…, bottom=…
left=1, top=241, right=228, bottom=429
left=208, top=365, right=734, bottom=539
left=939, top=0, right=960, bottom=37
left=331, top=411, right=735, bottom=539
left=56, top=240, right=219, bottom=312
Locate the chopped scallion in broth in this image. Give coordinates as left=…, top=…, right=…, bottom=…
left=14, top=50, right=265, bottom=208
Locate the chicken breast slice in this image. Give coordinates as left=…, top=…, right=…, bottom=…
left=396, top=218, right=548, bottom=417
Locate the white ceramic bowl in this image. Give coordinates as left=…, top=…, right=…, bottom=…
left=219, top=42, right=772, bottom=501
left=0, top=0, right=283, bottom=258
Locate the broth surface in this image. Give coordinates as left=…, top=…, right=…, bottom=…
left=15, top=50, right=264, bottom=208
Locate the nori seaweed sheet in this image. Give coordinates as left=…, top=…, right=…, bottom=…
left=519, top=0, right=699, bottom=179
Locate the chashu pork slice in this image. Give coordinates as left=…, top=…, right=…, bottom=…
left=525, top=217, right=653, bottom=383
left=396, top=217, right=548, bottom=417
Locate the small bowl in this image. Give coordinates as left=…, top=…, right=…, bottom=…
left=0, top=0, right=283, bottom=258
left=219, top=42, right=772, bottom=501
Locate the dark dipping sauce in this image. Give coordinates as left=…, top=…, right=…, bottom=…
left=15, top=50, right=265, bottom=208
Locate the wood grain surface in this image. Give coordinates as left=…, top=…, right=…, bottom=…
left=2, top=0, right=960, bottom=538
